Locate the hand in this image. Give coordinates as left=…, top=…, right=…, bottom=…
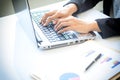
left=40, top=9, right=70, bottom=26
left=40, top=4, right=77, bottom=26
left=54, top=16, right=101, bottom=33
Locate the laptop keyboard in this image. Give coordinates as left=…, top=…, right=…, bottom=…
left=31, top=11, right=77, bottom=42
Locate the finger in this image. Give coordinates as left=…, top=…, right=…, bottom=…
left=40, top=11, right=56, bottom=25
left=55, top=21, right=70, bottom=31
left=54, top=18, right=70, bottom=29
left=43, top=12, right=60, bottom=26
left=52, top=19, right=58, bottom=24
left=57, top=27, right=71, bottom=34
left=41, top=12, right=55, bottom=25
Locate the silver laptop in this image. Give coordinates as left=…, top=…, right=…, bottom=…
left=12, top=0, right=96, bottom=49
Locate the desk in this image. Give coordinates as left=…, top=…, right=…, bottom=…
left=0, top=1, right=120, bottom=80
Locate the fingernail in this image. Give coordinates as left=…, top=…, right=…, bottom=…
left=43, top=23, right=46, bottom=26
left=57, top=31, right=60, bottom=34
left=54, top=27, right=57, bottom=31
left=52, top=21, right=55, bottom=24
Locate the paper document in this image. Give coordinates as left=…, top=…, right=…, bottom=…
left=30, top=41, right=120, bottom=80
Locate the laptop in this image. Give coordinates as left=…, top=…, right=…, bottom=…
left=12, top=0, right=96, bottom=49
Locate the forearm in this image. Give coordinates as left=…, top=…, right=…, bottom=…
left=64, top=0, right=102, bottom=14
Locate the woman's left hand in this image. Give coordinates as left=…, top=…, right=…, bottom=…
left=54, top=16, right=100, bottom=34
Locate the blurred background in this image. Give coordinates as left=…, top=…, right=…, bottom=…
left=0, top=0, right=65, bottom=17
left=0, top=0, right=103, bottom=17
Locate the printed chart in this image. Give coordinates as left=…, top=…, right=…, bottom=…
left=60, top=73, right=80, bottom=80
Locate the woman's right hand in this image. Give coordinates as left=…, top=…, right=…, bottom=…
left=40, top=4, right=78, bottom=26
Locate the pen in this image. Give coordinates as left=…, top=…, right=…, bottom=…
left=85, top=53, right=102, bottom=71
left=31, top=74, right=41, bottom=80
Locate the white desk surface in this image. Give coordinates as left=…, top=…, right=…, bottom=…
left=0, top=2, right=120, bottom=80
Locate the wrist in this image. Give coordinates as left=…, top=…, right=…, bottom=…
left=89, top=21, right=101, bottom=32
left=63, top=3, right=78, bottom=15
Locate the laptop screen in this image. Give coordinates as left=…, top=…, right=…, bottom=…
left=12, top=0, right=37, bottom=45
